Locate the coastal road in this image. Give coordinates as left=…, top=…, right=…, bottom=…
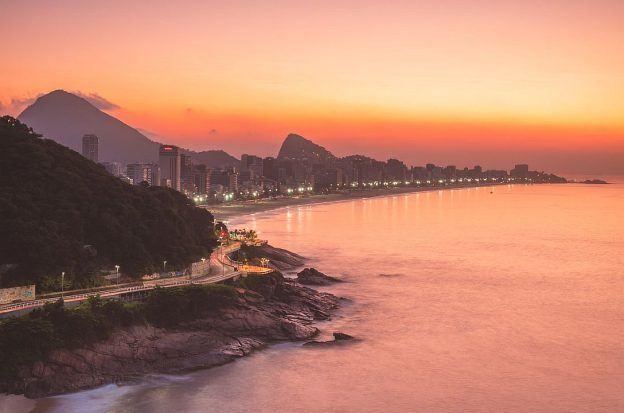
left=0, top=241, right=273, bottom=317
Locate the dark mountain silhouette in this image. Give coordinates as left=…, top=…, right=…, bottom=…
left=188, top=149, right=240, bottom=169
left=277, top=133, right=335, bottom=162
left=0, top=116, right=217, bottom=289
left=18, top=90, right=239, bottom=168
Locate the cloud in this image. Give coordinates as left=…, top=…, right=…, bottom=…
left=3, top=90, right=119, bottom=115
left=1, top=95, right=41, bottom=115
left=11, top=96, right=38, bottom=107
left=73, top=91, right=120, bottom=111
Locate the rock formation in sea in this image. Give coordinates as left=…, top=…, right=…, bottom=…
left=240, top=244, right=307, bottom=271
left=296, top=268, right=344, bottom=285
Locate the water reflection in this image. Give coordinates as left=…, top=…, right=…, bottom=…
left=24, top=184, right=624, bottom=413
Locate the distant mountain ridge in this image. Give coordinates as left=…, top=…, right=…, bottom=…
left=277, top=133, right=335, bottom=162
left=18, top=90, right=239, bottom=168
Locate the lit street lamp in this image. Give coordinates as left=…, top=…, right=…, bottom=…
left=115, top=265, right=120, bottom=285
left=221, top=242, right=225, bottom=276
left=61, top=271, right=65, bottom=299
left=163, top=260, right=167, bottom=274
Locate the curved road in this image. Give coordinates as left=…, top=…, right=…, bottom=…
left=0, top=241, right=269, bottom=317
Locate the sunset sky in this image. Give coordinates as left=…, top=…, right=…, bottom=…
left=2, top=0, right=623, bottom=175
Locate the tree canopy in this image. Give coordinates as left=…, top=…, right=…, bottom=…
left=0, top=116, right=217, bottom=289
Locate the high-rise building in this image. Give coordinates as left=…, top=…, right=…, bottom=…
left=159, top=145, right=181, bottom=190
left=511, top=164, right=529, bottom=179
left=443, top=165, right=457, bottom=180
left=192, top=164, right=210, bottom=194
left=386, top=158, right=408, bottom=181
left=209, top=169, right=229, bottom=187
left=180, top=153, right=194, bottom=192
left=263, top=157, right=278, bottom=181
left=241, top=154, right=264, bottom=180
left=228, top=171, right=239, bottom=193
left=127, top=163, right=160, bottom=186
left=411, top=166, right=428, bottom=181
left=82, top=134, right=99, bottom=162
left=100, top=161, right=122, bottom=176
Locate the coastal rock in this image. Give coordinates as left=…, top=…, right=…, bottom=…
left=2, top=273, right=339, bottom=399
left=582, top=179, right=608, bottom=184
left=378, top=273, right=403, bottom=278
left=332, top=332, right=355, bottom=341
left=304, top=332, right=357, bottom=347
left=243, top=244, right=306, bottom=271
left=296, top=268, right=343, bottom=285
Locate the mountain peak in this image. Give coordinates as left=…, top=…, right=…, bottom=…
left=277, top=133, right=335, bottom=162
left=18, top=90, right=153, bottom=163
left=30, top=89, right=95, bottom=109
left=16, top=90, right=240, bottom=168
left=284, top=133, right=308, bottom=142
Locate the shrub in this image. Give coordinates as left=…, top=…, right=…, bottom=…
left=144, top=284, right=238, bottom=327
left=0, top=284, right=238, bottom=380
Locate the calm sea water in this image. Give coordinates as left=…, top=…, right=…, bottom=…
left=7, top=183, right=624, bottom=413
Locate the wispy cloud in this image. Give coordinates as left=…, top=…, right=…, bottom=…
left=11, top=95, right=39, bottom=108
left=0, top=95, right=41, bottom=115
left=73, top=91, right=120, bottom=111
left=2, top=90, right=120, bottom=115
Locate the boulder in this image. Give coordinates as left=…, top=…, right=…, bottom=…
left=303, top=331, right=357, bottom=347
left=296, top=268, right=343, bottom=286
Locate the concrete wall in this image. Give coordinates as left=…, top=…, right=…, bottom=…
left=0, top=285, right=36, bottom=305
left=189, top=260, right=211, bottom=277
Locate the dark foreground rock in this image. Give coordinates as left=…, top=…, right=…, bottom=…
left=297, top=268, right=343, bottom=285
left=304, top=332, right=357, bottom=347
left=1, top=273, right=339, bottom=399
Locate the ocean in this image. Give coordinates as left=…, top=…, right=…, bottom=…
left=7, top=183, right=624, bottom=413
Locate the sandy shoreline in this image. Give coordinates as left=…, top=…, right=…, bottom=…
left=205, top=183, right=501, bottom=221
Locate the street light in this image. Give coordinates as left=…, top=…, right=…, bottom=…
left=221, top=242, right=225, bottom=276
left=115, top=265, right=120, bottom=285
left=61, top=271, right=65, bottom=299
left=163, top=260, right=167, bottom=274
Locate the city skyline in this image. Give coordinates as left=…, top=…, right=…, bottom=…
left=2, top=1, right=623, bottom=176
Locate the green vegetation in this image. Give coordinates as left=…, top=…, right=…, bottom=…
left=0, top=284, right=238, bottom=381
left=144, top=284, right=237, bottom=327
left=0, top=116, right=217, bottom=290
left=237, top=274, right=272, bottom=291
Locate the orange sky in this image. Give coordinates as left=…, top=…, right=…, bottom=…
left=1, top=0, right=623, bottom=175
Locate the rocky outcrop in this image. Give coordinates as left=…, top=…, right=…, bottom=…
left=2, top=273, right=339, bottom=399
left=277, top=133, right=336, bottom=163
left=296, top=268, right=343, bottom=285
left=242, top=244, right=307, bottom=271
left=304, top=332, right=357, bottom=347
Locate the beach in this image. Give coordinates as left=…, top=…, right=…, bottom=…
left=204, top=183, right=503, bottom=220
